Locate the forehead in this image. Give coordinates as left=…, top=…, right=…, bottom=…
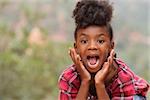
left=76, top=25, right=109, bottom=38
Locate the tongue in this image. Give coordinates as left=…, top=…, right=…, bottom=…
left=89, top=57, right=97, bottom=65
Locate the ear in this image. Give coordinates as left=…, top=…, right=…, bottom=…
left=111, top=40, right=115, bottom=49
left=74, top=42, right=79, bottom=54
left=74, top=42, right=77, bottom=48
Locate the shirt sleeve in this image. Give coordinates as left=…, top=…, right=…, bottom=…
left=112, top=95, right=146, bottom=100
left=58, top=78, right=71, bottom=100
left=58, top=75, right=77, bottom=100
left=133, top=95, right=146, bottom=100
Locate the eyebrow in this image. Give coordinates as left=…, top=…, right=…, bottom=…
left=97, top=33, right=105, bottom=37
left=80, top=33, right=105, bottom=36
left=81, top=33, right=105, bottom=37
left=79, top=33, right=88, bottom=37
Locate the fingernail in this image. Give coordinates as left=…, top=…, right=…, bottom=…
left=77, top=54, right=81, bottom=60
left=68, top=50, right=70, bottom=54
left=112, top=49, right=114, bottom=53
left=76, top=54, right=79, bottom=60
left=69, top=47, right=71, bottom=50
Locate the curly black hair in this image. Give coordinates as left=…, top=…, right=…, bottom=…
left=73, top=0, right=113, bottom=40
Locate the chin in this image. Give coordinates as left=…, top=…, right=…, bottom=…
left=87, top=66, right=101, bottom=73
left=84, top=61, right=102, bottom=73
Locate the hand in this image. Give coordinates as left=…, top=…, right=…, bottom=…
left=69, top=48, right=91, bottom=82
left=94, top=49, right=115, bottom=84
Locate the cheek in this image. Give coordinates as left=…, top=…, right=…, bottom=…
left=103, top=43, right=112, bottom=52
left=103, top=49, right=109, bottom=60
left=75, top=45, right=83, bottom=55
left=75, top=48, right=83, bottom=59
left=75, top=48, right=80, bottom=54
left=76, top=48, right=87, bottom=60
left=76, top=44, right=86, bottom=54
left=100, top=47, right=110, bottom=60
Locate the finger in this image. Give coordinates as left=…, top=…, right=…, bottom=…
left=109, top=50, right=118, bottom=73
left=76, top=54, right=83, bottom=67
left=70, top=48, right=76, bottom=63
left=72, top=48, right=78, bottom=62
left=68, top=48, right=71, bottom=56
left=110, top=49, right=115, bottom=58
left=72, top=48, right=81, bottom=66
left=109, top=49, right=115, bottom=64
left=107, top=56, right=111, bottom=72
left=76, top=54, right=85, bottom=74
left=101, top=62, right=109, bottom=74
left=76, top=54, right=81, bottom=61
left=69, top=48, right=73, bottom=60
left=106, top=49, right=114, bottom=62
left=77, top=55, right=85, bottom=66
left=106, top=50, right=115, bottom=72
left=107, top=55, right=111, bottom=65
left=72, top=48, right=78, bottom=60
left=71, top=49, right=85, bottom=70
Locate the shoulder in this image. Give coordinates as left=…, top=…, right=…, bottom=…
left=58, top=65, right=80, bottom=98
left=116, top=58, right=135, bottom=81
left=58, top=64, right=80, bottom=91
left=58, top=65, right=79, bottom=85
left=58, top=64, right=78, bottom=82
left=116, top=59, right=148, bottom=85
left=114, top=58, right=149, bottom=96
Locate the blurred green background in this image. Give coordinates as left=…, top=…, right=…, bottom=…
left=0, top=0, right=149, bottom=100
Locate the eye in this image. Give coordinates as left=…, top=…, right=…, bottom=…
left=80, top=40, right=87, bottom=44
left=97, top=40, right=104, bottom=44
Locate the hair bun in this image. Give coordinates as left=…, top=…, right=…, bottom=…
left=73, top=0, right=113, bottom=27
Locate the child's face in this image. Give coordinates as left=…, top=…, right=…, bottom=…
left=74, top=25, right=114, bottom=73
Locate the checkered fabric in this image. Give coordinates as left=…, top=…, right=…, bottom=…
left=58, top=59, right=149, bottom=100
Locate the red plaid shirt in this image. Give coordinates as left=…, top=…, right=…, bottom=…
left=58, top=59, right=149, bottom=100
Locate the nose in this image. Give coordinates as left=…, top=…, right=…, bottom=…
left=88, top=41, right=97, bottom=50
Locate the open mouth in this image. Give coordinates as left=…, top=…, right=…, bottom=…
left=87, top=55, right=99, bottom=69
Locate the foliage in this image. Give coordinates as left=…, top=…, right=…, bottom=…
left=0, top=36, right=73, bottom=100
left=0, top=0, right=149, bottom=100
